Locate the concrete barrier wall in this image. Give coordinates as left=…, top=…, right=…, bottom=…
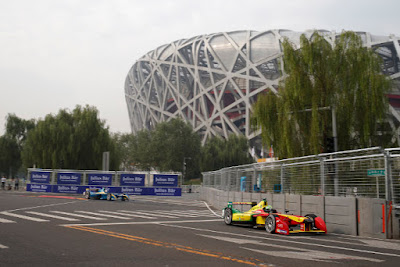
left=394, top=207, right=400, bottom=239
left=199, top=187, right=399, bottom=238
left=285, top=194, right=301, bottom=215
left=302, top=195, right=325, bottom=219
left=325, top=196, right=357, bottom=235
left=358, top=198, right=386, bottom=239
left=271, top=194, right=285, bottom=213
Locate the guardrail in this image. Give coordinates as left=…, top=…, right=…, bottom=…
left=202, top=147, right=400, bottom=205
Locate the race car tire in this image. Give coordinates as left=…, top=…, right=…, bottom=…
left=107, top=193, right=112, bottom=201
left=265, top=214, right=276, bottom=233
left=305, top=214, right=317, bottom=219
left=224, top=208, right=233, bottom=225
left=85, top=191, right=90, bottom=199
left=305, top=214, right=317, bottom=229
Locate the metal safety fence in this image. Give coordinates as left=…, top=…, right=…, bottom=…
left=202, top=147, right=400, bottom=204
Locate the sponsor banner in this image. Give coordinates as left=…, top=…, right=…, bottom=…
left=121, top=187, right=152, bottom=195
left=153, top=187, right=181, bottom=196
left=26, top=184, right=182, bottom=196
left=120, top=173, right=145, bottom=186
left=26, top=184, right=53, bottom=192
left=57, top=172, right=81, bottom=185
left=88, top=173, right=112, bottom=185
left=53, top=185, right=81, bottom=194
left=30, top=171, right=51, bottom=184
left=153, top=174, right=178, bottom=187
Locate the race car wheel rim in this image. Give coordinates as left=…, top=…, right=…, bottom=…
left=224, top=209, right=232, bottom=225
left=107, top=194, right=111, bottom=201
left=265, top=215, right=275, bottom=233
left=85, top=192, right=90, bottom=199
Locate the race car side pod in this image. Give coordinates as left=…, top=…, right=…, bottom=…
left=314, top=217, right=327, bottom=233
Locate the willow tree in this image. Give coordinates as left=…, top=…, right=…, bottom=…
left=22, top=105, right=118, bottom=170
left=0, top=114, right=35, bottom=176
left=200, top=134, right=254, bottom=172
left=252, top=31, right=392, bottom=159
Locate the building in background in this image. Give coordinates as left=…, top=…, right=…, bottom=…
left=125, top=30, right=400, bottom=157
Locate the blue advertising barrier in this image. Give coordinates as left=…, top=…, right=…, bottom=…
left=53, top=185, right=88, bottom=194
left=30, top=171, right=51, bottom=184
left=120, top=173, right=145, bottom=186
left=26, top=184, right=182, bottom=196
left=153, top=174, right=178, bottom=187
left=153, top=187, right=181, bottom=196
left=88, top=173, right=112, bottom=186
left=57, top=172, right=81, bottom=185
left=27, top=184, right=53, bottom=192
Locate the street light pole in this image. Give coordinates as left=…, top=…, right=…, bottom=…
left=182, top=157, right=191, bottom=185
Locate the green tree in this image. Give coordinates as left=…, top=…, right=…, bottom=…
left=22, top=105, right=119, bottom=170
left=252, top=31, right=392, bottom=158
left=200, top=134, right=253, bottom=172
left=151, top=118, right=201, bottom=179
left=0, top=114, right=35, bottom=176
left=112, top=132, right=135, bottom=171
left=130, top=129, right=154, bottom=171
left=0, top=136, right=19, bottom=176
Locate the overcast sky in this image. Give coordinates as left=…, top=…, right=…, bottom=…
left=1, top=0, right=399, bottom=135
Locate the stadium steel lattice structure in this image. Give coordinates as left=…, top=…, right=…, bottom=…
left=125, top=30, right=400, bottom=155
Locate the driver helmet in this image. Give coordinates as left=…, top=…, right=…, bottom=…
left=264, top=205, right=272, bottom=211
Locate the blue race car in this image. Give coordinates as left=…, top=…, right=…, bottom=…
left=84, top=187, right=130, bottom=201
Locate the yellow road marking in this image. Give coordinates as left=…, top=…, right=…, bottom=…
left=65, top=225, right=267, bottom=266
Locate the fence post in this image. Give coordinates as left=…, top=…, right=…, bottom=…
left=82, top=171, right=86, bottom=186
left=384, top=150, right=393, bottom=238
left=51, top=170, right=56, bottom=185
left=236, top=169, right=240, bottom=192
left=252, top=166, right=257, bottom=193
left=384, top=151, right=392, bottom=202
left=280, top=164, right=285, bottom=194
left=320, top=157, right=325, bottom=196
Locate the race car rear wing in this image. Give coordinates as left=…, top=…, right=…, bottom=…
left=230, top=201, right=258, bottom=206
left=227, top=199, right=268, bottom=208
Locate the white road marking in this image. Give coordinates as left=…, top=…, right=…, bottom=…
left=244, top=247, right=383, bottom=263
left=0, top=211, right=49, bottom=222
left=25, top=211, right=80, bottom=221
left=5, top=201, right=79, bottom=212
left=75, top=211, right=131, bottom=220
left=98, top=210, right=157, bottom=219
left=198, top=234, right=383, bottom=263
left=361, top=239, right=400, bottom=251
left=161, top=210, right=198, bottom=217
left=173, top=210, right=208, bottom=215
left=203, top=201, right=223, bottom=218
left=61, top=219, right=221, bottom=227
left=134, top=197, right=204, bottom=207
left=0, top=217, right=16, bottom=223
left=0, top=243, right=9, bottom=249
left=159, top=224, right=400, bottom=258
left=50, top=211, right=106, bottom=220
left=118, top=210, right=176, bottom=218
left=273, top=232, right=400, bottom=251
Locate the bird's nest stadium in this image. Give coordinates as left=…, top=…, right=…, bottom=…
left=125, top=30, right=400, bottom=155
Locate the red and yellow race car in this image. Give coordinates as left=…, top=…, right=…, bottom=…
left=222, top=199, right=327, bottom=235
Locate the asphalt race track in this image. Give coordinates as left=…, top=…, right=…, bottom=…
left=0, top=191, right=399, bottom=266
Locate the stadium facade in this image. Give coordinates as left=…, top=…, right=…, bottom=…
left=125, top=30, right=400, bottom=156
